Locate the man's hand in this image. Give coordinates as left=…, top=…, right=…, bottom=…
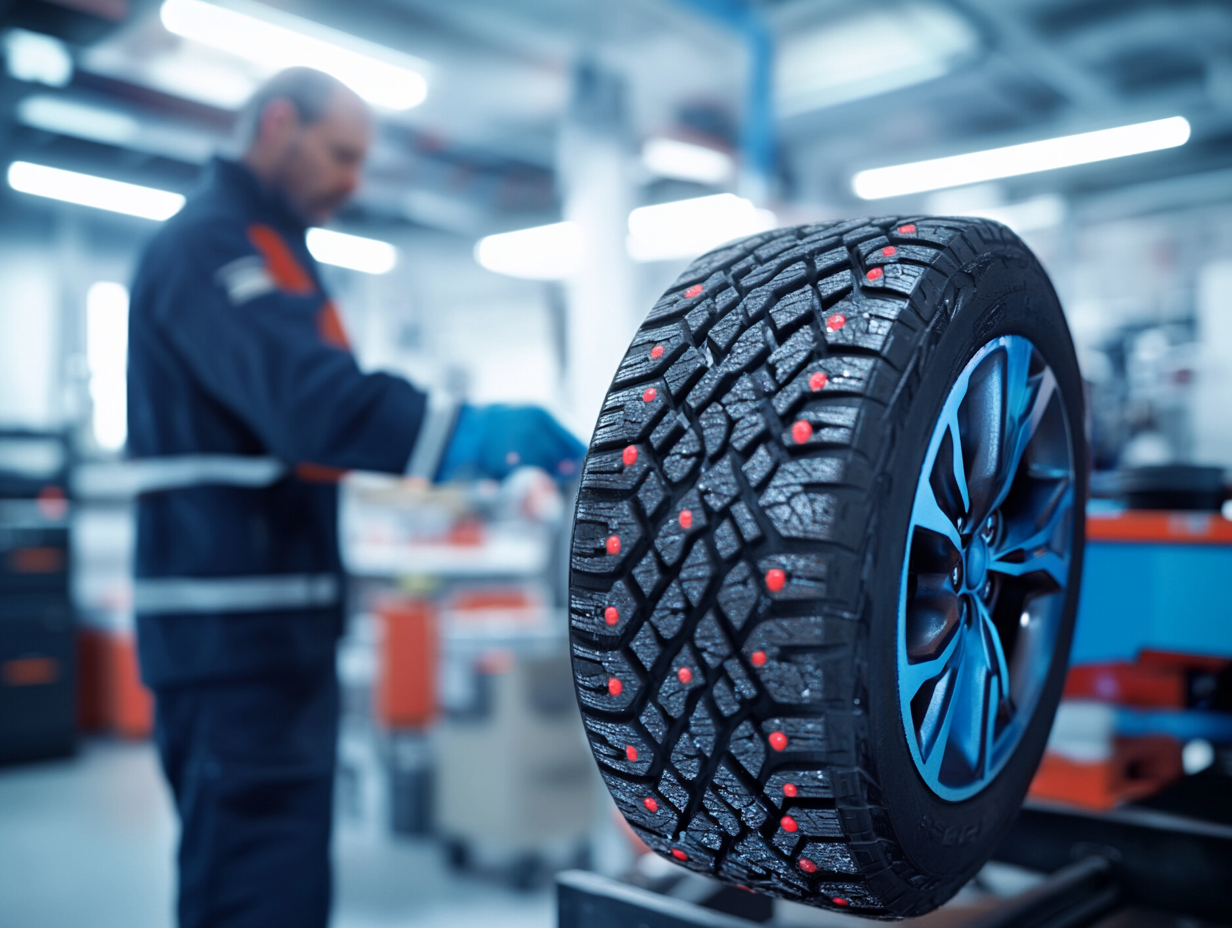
left=436, top=405, right=585, bottom=483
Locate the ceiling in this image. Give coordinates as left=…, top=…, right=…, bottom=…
left=1, top=0, right=1231, bottom=238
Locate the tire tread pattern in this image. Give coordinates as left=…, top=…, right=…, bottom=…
left=569, top=216, right=1024, bottom=917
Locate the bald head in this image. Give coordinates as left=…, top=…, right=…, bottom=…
left=240, top=68, right=372, bottom=225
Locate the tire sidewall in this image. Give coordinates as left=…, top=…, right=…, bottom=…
left=863, top=246, right=1089, bottom=898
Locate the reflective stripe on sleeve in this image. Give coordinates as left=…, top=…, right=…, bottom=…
left=133, top=573, right=340, bottom=614
left=405, top=395, right=460, bottom=480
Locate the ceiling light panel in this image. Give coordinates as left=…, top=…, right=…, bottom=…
left=853, top=116, right=1192, bottom=199
left=475, top=222, right=581, bottom=281
left=775, top=3, right=977, bottom=117
left=642, top=138, right=734, bottom=185
left=306, top=229, right=397, bottom=275
left=627, top=194, right=775, bottom=263
left=7, top=162, right=186, bottom=221
left=160, top=0, right=429, bottom=111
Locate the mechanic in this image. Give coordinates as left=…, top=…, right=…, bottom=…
left=126, top=67, right=583, bottom=928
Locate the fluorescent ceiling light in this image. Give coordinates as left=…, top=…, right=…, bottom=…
left=3, top=29, right=74, bottom=87
left=18, top=96, right=140, bottom=146
left=160, top=0, right=428, bottom=111
left=7, top=162, right=185, bottom=220
left=853, top=116, right=1192, bottom=200
left=642, top=138, right=734, bottom=185
left=307, top=228, right=397, bottom=275
left=776, top=4, right=976, bottom=117
left=627, top=194, right=776, bottom=263
left=475, top=222, right=581, bottom=281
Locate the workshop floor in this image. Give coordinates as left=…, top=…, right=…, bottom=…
left=0, top=739, right=553, bottom=928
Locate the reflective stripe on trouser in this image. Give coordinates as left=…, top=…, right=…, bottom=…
left=133, top=574, right=340, bottom=614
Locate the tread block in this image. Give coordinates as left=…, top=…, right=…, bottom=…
left=613, top=324, right=689, bottom=387
left=698, top=403, right=731, bottom=460
left=629, top=622, right=663, bottom=672
left=693, top=609, right=733, bottom=668
left=769, top=286, right=820, bottom=335
left=766, top=768, right=833, bottom=805
left=572, top=645, right=641, bottom=711
left=584, top=717, right=653, bottom=774
left=572, top=499, right=643, bottom=575
left=780, top=403, right=860, bottom=450
left=761, top=716, right=827, bottom=755
left=679, top=536, right=715, bottom=606
left=713, top=518, right=741, bottom=561
left=758, top=553, right=829, bottom=600
left=729, top=719, right=767, bottom=777
left=637, top=469, right=668, bottom=520
left=662, top=423, right=703, bottom=485
left=648, top=579, right=687, bottom=638
left=801, top=841, right=859, bottom=874
left=658, top=643, right=704, bottom=718
left=698, top=455, right=741, bottom=512
left=716, top=561, right=762, bottom=630
left=581, top=446, right=650, bottom=493
left=758, top=458, right=870, bottom=542
left=570, top=578, right=637, bottom=638
left=632, top=549, right=664, bottom=597
left=730, top=499, right=764, bottom=543
left=768, top=326, right=815, bottom=382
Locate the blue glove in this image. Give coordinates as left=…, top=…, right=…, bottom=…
left=436, top=404, right=585, bottom=483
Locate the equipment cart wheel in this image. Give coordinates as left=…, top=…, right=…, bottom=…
left=568, top=216, right=1087, bottom=918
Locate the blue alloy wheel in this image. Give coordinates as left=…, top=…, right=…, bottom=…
left=569, top=216, right=1087, bottom=917
left=899, top=335, right=1075, bottom=800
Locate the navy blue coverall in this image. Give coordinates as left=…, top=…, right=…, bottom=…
left=127, top=158, right=431, bottom=928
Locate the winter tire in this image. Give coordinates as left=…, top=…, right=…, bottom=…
left=568, top=216, right=1087, bottom=917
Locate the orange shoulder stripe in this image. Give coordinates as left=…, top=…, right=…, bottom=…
left=247, top=223, right=316, bottom=294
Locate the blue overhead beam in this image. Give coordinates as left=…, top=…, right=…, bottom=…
left=674, top=0, right=774, bottom=199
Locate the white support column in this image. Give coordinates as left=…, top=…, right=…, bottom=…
left=1193, top=259, right=1232, bottom=468
left=557, top=60, right=638, bottom=441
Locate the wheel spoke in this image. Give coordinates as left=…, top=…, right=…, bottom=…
left=901, top=617, right=963, bottom=699
left=990, top=483, right=1073, bottom=588
left=910, top=480, right=962, bottom=554
left=976, top=597, right=1010, bottom=701
left=989, top=366, right=1058, bottom=517
left=961, top=352, right=1005, bottom=521
left=922, top=660, right=962, bottom=779
left=943, top=410, right=971, bottom=517
left=981, top=678, right=999, bottom=780
left=947, top=629, right=991, bottom=772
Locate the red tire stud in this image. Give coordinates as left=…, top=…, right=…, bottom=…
left=866, top=267, right=883, bottom=281
left=604, top=606, right=619, bottom=626
left=626, top=745, right=639, bottom=762
left=781, top=815, right=798, bottom=833
left=685, top=284, right=703, bottom=299
left=765, top=568, right=786, bottom=592
left=677, top=667, right=693, bottom=685
left=608, top=677, right=623, bottom=696
left=643, top=797, right=659, bottom=812
left=769, top=731, right=788, bottom=751
left=833, top=897, right=850, bottom=907
left=792, top=420, right=813, bottom=444
left=783, top=782, right=798, bottom=798
left=881, top=245, right=897, bottom=257
left=606, top=535, right=621, bottom=555
left=643, top=387, right=657, bottom=403
left=650, top=344, right=665, bottom=359
left=898, top=223, right=916, bottom=234
left=826, top=313, right=847, bottom=332
left=799, top=857, right=818, bottom=873
left=678, top=509, right=693, bottom=530
left=751, top=650, right=767, bottom=667
left=808, top=371, right=828, bottom=391
left=671, top=848, right=688, bottom=861
left=622, top=445, right=638, bottom=466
